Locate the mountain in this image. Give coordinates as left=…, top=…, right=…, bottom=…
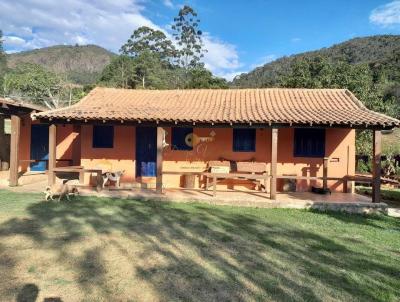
left=232, top=35, right=400, bottom=88
left=7, top=45, right=116, bottom=85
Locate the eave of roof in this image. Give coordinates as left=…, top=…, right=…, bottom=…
left=32, top=87, right=400, bottom=129
left=0, top=97, right=46, bottom=113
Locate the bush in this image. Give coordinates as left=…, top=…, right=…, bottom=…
left=357, top=159, right=371, bottom=173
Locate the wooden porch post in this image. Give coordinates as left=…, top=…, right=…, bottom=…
left=156, top=127, right=164, bottom=194
left=0, top=115, right=7, bottom=164
left=9, top=115, right=21, bottom=186
left=372, top=130, right=382, bottom=203
left=270, top=128, right=278, bottom=200
left=48, top=124, right=57, bottom=186
left=323, top=157, right=328, bottom=190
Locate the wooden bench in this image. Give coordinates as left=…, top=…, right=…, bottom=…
left=204, top=161, right=269, bottom=196
left=20, top=159, right=73, bottom=168
left=51, top=166, right=103, bottom=191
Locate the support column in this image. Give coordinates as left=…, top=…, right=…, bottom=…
left=372, top=130, right=382, bottom=203
left=48, top=124, right=57, bottom=186
left=323, top=157, right=328, bottom=190
left=0, top=115, right=7, bottom=163
left=72, top=125, right=81, bottom=166
left=270, top=128, right=278, bottom=200
left=9, top=115, right=21, bottom=186
left=156, top=127, right=164, bottom=194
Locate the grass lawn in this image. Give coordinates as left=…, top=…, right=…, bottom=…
left=356, top=186, right=400, bottom=204
left=0, top=190, right=399, bottom=301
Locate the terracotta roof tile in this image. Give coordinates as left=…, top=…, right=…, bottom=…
left=32, top=87, right=400, bottom=128
left=0, top=97, right=46, bottom=112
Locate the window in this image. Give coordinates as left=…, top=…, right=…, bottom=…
left=233, top=128, right=256, bottom=152
left=92, top=125, right=114, bottom=148
left=4, top=119, right=11, bottom=135
left=172, top=127, right=193, bottom=150
left=293, top=128, right=325, bottom=157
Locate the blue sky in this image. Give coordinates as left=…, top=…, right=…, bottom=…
left=1, top=0, right=400, bottom=80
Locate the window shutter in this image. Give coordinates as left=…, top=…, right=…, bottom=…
left=93, top=125, right=114, bottom=148
left=294, top=128, right=325, bottom=157
left=233, top=128, right=256, bottom=152
left=172, top=127, right=193, bottom=151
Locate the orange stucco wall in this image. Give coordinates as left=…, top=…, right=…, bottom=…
left=17, top=118, right=76, bottom=173
left=80, top=125, right=136, bottom=184
left=79, top=126, right=355, bottom=192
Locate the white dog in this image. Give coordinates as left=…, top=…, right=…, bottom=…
left=102, top=170, right=125, bottom=188
left=44, top=182, right=78, bottom=201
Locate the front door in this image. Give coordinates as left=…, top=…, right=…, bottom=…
left=30, top=124, right=49, bottom=171
left=136, top=127, right=157, bottom=177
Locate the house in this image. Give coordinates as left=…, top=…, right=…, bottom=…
left=0, top=97, right=78, bottom=186
left=27, top=87, right=400, bottom=202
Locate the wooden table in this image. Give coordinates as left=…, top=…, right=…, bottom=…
left=203, top=172, right=270, bottom=197
left=51, top=166, right=103, bottom=191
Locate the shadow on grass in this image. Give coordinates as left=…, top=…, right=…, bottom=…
left=0, top=194, right=399, bottom=301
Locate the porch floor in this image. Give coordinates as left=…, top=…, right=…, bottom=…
left=0, top=173, right=390, bottom=214
left=75, top=186, right=379, bottom=208
left=78, top=188, right=389, bottom=214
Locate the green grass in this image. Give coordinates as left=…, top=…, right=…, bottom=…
left=356, top=186, right=400, bottom=203
left=0, top=190, right=399, bottom=301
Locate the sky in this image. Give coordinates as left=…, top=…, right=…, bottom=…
left=1, top=0, right=400, bottom=80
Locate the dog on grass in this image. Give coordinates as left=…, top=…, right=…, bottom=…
left=44, top=181, right=78, bottom=201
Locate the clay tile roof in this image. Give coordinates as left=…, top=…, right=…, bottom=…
left=0, top=97, right=46, bottom=112
left=32, top=87, right=400, bottom=128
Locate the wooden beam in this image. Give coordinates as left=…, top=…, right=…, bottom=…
left=270, top=128, right=278, bottom=200
left=372, top=130, right=382, bottom=203
left=156, top=127, right=164, bottom=194
left=323, top=157, right=328, bottom=190
left=48, top=124, right=57, bottom=186
left=9, top=115, right=21, bottom=186
left=72, top=125, right=81, bottom=166
left=0, top=115, right=7, bottom=163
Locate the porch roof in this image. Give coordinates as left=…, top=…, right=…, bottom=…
left=32, top=87, right=400, bottom=129
left=0, top=97, right=46, bottom=115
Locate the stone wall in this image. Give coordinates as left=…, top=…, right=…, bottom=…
left=309, top=202, right=388, bottom=215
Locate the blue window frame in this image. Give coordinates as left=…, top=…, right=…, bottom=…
left=294, top=128, right=325, bottom=157
left=172, top=127, right=193, bottom=150
left=92, top=125, right=114, bottom=148
left=233, top=128, right=256, bottom=152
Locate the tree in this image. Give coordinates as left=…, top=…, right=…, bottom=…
left=120, top=26, right=176, bottom=60
left=185, top=67, right=228, bottom=89
left=98, top=53, right=177, bottom=89
left=172, top=5, right=206, bottom=68
left=0, top=30, right=7, bottom=93
left=98, top=55, right=137, bottom=89
left=3, top=63, right=67, bottom=108
left=278, top=56, right=400, bottom=155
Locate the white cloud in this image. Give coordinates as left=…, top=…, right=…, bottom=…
left=249, top=54, right=276, bottom=69
left=0, top=0, right=243, bottom=80
left=291, top=37, right=301, bottom=43
left=0, top=0, right=160, bottom=52
left=163, top=0, right=174, bottom=8
left=4, top=36, right=26, bottom=46
left=201, top=33, right=242, bottom=80
left=370, top=1, right=400, bottom=27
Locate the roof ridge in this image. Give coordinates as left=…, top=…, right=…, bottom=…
left=92, top=86, right=348, bottom=92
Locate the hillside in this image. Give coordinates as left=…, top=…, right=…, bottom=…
left=7, top=45, right=116, bottom=85
left=232, top=35, right=400, bottom=87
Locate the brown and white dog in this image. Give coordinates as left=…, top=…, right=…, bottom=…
left=102, top=170, right=125, bottom=188
left=44, top=181, right=78, bottom=201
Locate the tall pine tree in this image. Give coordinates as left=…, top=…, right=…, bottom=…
left=0, top=30, right=7, bottom=94
left=172, top=5, right=206, bottom=69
